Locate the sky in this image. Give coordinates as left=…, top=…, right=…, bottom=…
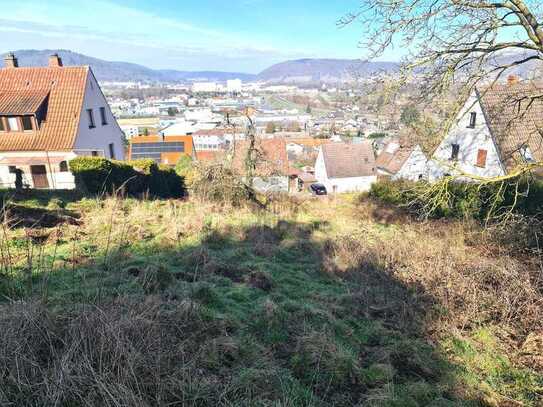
left=0, top=0, right=392, bottom=73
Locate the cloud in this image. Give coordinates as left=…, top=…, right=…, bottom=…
left=0, top=0, right=314, bottom=60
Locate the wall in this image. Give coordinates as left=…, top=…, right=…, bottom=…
left=429, top=94, right=504, bottom=181
left=0, top=151, right=76, bottom=189
left=73, top=70, right=125, bottom=160
left=324, top=176, right=377, bottom=193
left=393, top=146, right=428, bottom=181
left=315, top=148, right=376, bottom=193
left=252, top=176, right=289, bottom=193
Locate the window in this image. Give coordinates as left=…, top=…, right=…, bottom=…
left=7, top=117, right=20, bottom=132
left=91, top=151, right=98, bottom=157
left=8, top=166, right=16, bottom=174
left=87, top=109, right=95, bottom=129
left=59, top=161, right=68, bottom=172
left=476, top=149, right=487, bottom=168
left=450, top=143, right=460, bottom=160
left=108, top=143, right=115, bottom=159
left=100, top=107, right=108, bottom=125
left=0, top=118, right=4, bottom=132
left=22, top=116, right=33, bottom=131
left=468, top=112, right=477, bottom=128
left=520, top=145, right=535, bottom=163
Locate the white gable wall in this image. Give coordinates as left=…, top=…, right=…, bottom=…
left=73, top=71, right=125, bottom=160
left=429, top=93, right=504, bottom=181
left=315, top=148, right=377, bottom=193
left=393, top=146, right=428, bottom=181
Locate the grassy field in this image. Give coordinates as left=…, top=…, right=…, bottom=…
left=0, top=190, right=542, bottom=406
left=264, top=95, right=332, bottom=117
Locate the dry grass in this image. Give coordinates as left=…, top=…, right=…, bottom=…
left=0, top=191, right=541, bottom=405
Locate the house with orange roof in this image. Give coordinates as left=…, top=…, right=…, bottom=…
left=231, top=138, right=296, bottom=193
left=0, top=53, right=124, bottom=189
left=128, top=134, right=195, bottom=166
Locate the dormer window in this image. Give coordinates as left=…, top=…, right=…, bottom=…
left=7, top=117, right=20, bottom=131
left=22, top=116, right=33, bottom=131
left=468, top=112, right=477, bottom=128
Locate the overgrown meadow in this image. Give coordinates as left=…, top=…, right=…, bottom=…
left=0, top=190, right=541, bottom=406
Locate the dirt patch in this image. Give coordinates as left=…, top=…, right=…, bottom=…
left=5, top=205, right=81, bottom=229
left=203, top=260, right=251, bottom=282
left=247, top=271, right=274, bottom=292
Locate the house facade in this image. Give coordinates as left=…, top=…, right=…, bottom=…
left=428, top=79, right=542, bottom=181
left=128, top=135, right=195, bottom=166
left=376, top=141, right=428, bottom=181
left=0, top=53, right=125, bottom=189
left=315, top=142, right=377, bottom=193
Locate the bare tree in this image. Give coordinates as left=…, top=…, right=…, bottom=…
left=342, top=0, right=543, bottom=100
left=343, top=1, right=543, bottom=220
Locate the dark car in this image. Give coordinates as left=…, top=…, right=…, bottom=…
left=310, top=183, right=327, bottom=195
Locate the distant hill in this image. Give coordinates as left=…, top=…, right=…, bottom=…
left=2, top=50, right=257, bottom=83
left=3, top=50, right=540, bottom=85
left=257, top=58, right=400, bottom=84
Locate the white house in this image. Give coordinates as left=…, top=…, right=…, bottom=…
left=428, top=78, right=542, bottom=181
left=191, top=82, right=217, bottom=93
left=376, top=141, right=428, bottom=181
left=227, top=79, right=242, bottom=93
left=315, top=142, right=377, bottom=193
left=0, top=53, right=125, bottom=190
left=286, top=142, right=305, bottom=156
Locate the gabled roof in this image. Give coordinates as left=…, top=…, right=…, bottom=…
left=376, top=142, right=418, bottom=175
left=477, top=82, right=543, bottom=168
left=321, top=142, right=376, bottom=178
left=0, top=66, right=89, bottom=151
left=232, top=138, right=290, bottom=176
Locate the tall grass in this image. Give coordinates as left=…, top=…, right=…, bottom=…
left=0, top=191, right=541, bottom=405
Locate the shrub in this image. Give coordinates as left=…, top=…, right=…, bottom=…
left=69, top=157, right=185, bottom=198
left=369, top=178, right=543, bottom=221
left=191, top=164, right=254, bottom=206
left=175, top=156, right=197, bottom=188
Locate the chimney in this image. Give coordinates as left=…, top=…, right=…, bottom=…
left=4, top=52, right=18, bottom=68
left=48, top=53, right=63, bottom=67
left=507, top=74, right=519, bottom=86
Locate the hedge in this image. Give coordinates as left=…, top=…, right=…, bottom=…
left=69, top=157, right=185, bottom=198
left=369, top=178, right=543, bottom=221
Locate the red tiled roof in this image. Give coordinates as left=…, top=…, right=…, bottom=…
left=321, top=142, right=376, bottom=178
left=0, top=66, right=89, bottom=151
left=376, top=142, right=417, bottom=175
left=477, top=82, right=543, bottom=168
left=232, top=138, right=289, bottom=176
left=0, top=89, right=50, bottom=115
left=196, top=150, right=223, bottom=163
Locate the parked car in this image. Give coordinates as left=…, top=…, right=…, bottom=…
left=310, top=183, right=327, bottom=195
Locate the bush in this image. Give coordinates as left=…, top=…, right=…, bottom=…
left=69, top=157, right=185, bottom=198
left=369, top=177, right=543, bottom=221
left=175, top=156, right=197, bottom=188
left=191, top=164, right=254, bottom=206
